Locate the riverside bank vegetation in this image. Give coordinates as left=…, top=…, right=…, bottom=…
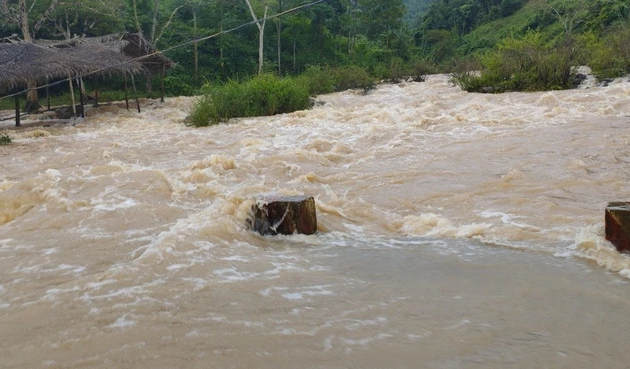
left=1, top=0, right=629, bottom=125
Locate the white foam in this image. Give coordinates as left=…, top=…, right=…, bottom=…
left=340, top=333, right=394, bottom=346
left=108, top=315, right=137, bottom=329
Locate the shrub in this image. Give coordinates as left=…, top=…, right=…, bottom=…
left=296, top=65, right=376, bottom=95
left=0, top=130, right=12, bottom=145
left=189, top=74, right=310, bottom=127
left=164, top=76, right=194, bottom=97
left=384, top=57, right=410, bottom=83
left=580, top=27, right=630, bottom=79
left=299, top=66, right=336, bottom=95
left=452, top=32, right=577, bottom=92
left=331, top=65, right=375, bottom=93
left=409, top=58, right=437, bottom=82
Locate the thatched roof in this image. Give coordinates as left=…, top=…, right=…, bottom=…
left=1, top=32, right=172, bottom=95
left=0, top=43, right=78, bottom=93
left=58, top=43, right=143, bottom=77
left=39, top=33, right=174, bottom=74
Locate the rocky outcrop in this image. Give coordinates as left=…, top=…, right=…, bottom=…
left=250, top=195, right=317, bottom=236
left=605, top=202, right=630, bottom=253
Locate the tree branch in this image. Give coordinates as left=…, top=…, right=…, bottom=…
left=0, top=0, right=18, bottom=23
left=244, top=0, right=263, bottom=30
left=150, top=0, right=160, bottom=42
left=33, top=0, right=61, bottom=35
left=154, top=2, right=187, bottom=44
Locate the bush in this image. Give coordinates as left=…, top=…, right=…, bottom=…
left=296, top=65, right=376, bottom=95
left=452, top=32, right=577, bottom=92
left=0, top=130, right=12, bottom=145
left=409, top=58, right=437, bottom=82
left=189, top=73, right=311, bottom=127
left=331, top=65, right=375, bottom=93
left=299, top=66, right=336, bottom=95
left=580, top=27, right=630, bottom=79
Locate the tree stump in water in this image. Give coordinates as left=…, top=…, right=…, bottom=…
left=605, top=202, right=630, bottom=253
left=251, top=196, right=317, bottom=236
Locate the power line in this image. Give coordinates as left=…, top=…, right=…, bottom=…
left=0, top=0, right=328, bottom=102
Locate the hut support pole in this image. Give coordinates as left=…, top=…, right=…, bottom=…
left=68, top=75, right=77, bottom=118
left=77, top=78, right=85, bottom=119
left=93, top=78, right=99, bottom=107
left=46, top=78, right=50, bottom=111
left=124, top=75, right=130, bottom=111
left=161, top=64, right=165, bottom=103
left=15, top=94, right=20, bottom=127
left=131, top=75, right=141, bottom=114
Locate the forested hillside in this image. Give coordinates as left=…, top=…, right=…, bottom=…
left=403, top=0, right=435, bottom=23
left=0, top=0, right=629, bottom=106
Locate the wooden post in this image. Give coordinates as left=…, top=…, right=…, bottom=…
left=606, top=202, right=630, bottom=253
left=68, top=74, right=77, bottom=118
left=250, top=195, right=317, bottom=236
left=45, top=78, right=50, bottom=111
left=93, top=77, right=99, bottom=107
left=124, top=75, right=130, bottom=111
left=14, top=94, right=20, bottom=127
left=131, top=75, right=141, bottom=113
left=77, top=78, right=85, bottom=118
left=160, top=63, right=165, bottom=103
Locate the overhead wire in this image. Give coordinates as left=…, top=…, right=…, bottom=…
left=0, top=0, right=328, bottom=102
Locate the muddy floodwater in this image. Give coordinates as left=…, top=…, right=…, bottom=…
left=2, top=75, right=630, bottom=368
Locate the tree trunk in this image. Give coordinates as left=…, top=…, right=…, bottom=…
left=150, top=0, right=160, bottom=42
left=25, top=81, right=40, bottom=112
left=131, top=0, right=142, bottom=34
left=258, top=19, right=265, bottom=74
left=219, top=0, right=224, bottom=73
left=277, top=0, right=283, bottom=75
left=244, top=0, right=267, bottom=75
left=193, top=9, right=198, bottom=82
left=19, top=0, right=40, bottom=111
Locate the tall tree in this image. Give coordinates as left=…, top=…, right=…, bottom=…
left=244, top=0, right=268, bottom=74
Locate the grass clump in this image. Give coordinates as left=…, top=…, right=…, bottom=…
left=190, top=66, right=378, bottom=127
left=0, top=130, right=12, bottom=145
left=452, top=32, right=576, bottom=93
left=190, top=73, right=310, bottom=127
left=298, top=65, right=376, bottom=95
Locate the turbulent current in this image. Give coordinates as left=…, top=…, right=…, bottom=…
left=1, top=74, right=630, bottom=368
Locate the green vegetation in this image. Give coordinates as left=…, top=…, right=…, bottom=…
left=453, top=32, right=575, bottom=92
left=417, top=0, right=630, bottom=91
left=578, top=27, right=630, bottom=79
left=190, top=64, right=384, bottom=126
left=1, top=0, right=630, bottom=118
left=0, top=130, right=12, bottom=145
left=190, top=73, right=310, bottom=127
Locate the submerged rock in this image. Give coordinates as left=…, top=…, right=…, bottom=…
left=605, top=202, right=630, bottom=253
left=250, top=195, right=317, bottom=236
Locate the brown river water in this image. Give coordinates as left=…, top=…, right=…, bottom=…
left=1, top=74, right=630, bottom=368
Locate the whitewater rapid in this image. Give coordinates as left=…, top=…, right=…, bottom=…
left=1, top=74, right=630, bottom=368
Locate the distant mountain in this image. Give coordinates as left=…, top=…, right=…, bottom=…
left=403, top=0, right=436, bottom=24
